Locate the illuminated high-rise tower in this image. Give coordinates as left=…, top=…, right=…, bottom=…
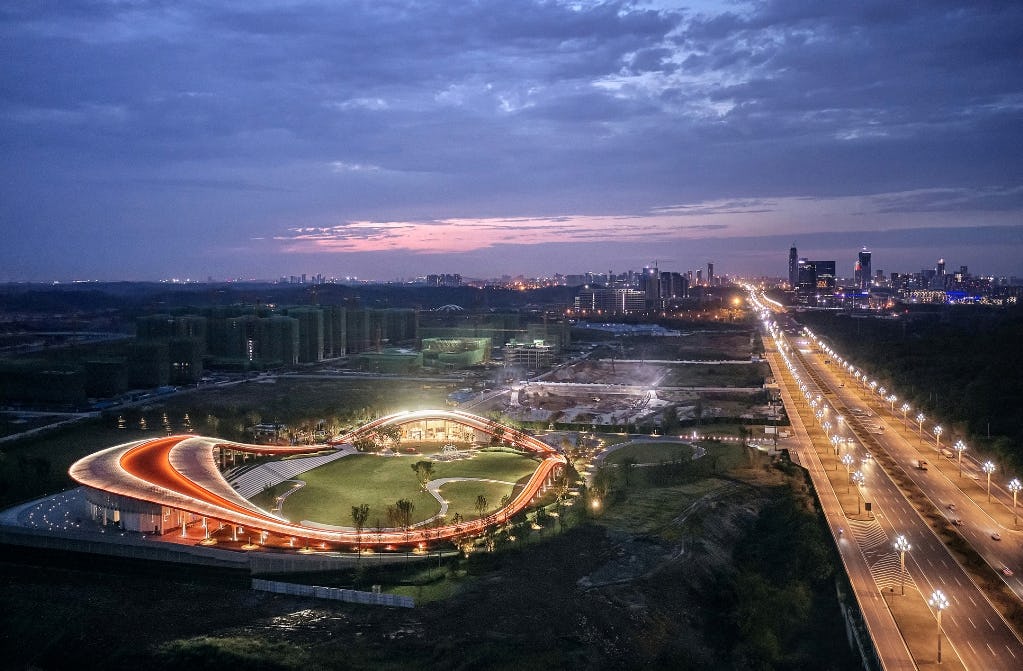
left=788, top=244, right=798, bottom=288
left=855, top=247, right=872, bottom=290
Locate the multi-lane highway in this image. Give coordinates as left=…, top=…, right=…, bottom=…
left=754, top=292, right=1023, bottom=670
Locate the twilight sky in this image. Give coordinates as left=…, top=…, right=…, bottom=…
left=2, top=0, right=1022, bottom=282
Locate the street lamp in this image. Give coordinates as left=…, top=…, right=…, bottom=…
left=900, top=403, right=911, bottom=428
left=1009, top=478, right=1022, bottom=527
left=888, top=394, right=897, bottom=412
left=929, top=589, right=949, bottom=663
left=933, top=425, right=943, bottom=454
left=851, top=470, right=865, bottom=513
left=831, top=435, right=841, bottom=457
left=916, top=413, right=926, bottom=435
left=983, top=461, right=996, bottom=502
left=841, top=453, right=854, bottom=487
left=952, top=440, right=967, bottom=478
left=894, top=535, right=912, bottom=595
left=823, top=420, right=832, bottom=437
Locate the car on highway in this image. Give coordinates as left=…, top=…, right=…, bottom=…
left=947, top=503, right=956, bottom=511
left=951, top=518, right=964, bottom=527
left=992, top=532, right=1002, bottom=541
left=1002, top=566, right=1013, bottom=577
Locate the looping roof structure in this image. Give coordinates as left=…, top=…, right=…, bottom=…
left=69, top=410, right=565, bottom=548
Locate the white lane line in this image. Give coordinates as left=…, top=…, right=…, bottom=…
left=968, top=617, right=977, bottom=629
left=1006, top=645, right=1016, bottom=659
left=987, top=618, right=996, bottom=631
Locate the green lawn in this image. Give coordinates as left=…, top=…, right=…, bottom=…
left=604, top=441, right=692, bottom=464
left=438, top=479, right=521, bottom=522
left=259, top=451, right=540, bottom=528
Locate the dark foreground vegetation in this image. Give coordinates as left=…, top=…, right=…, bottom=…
left=797, top=306, right=1023, bottom=471
left=1, top=447, right=858, bottom=671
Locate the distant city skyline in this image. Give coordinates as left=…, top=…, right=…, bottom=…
left=2, top=2, right=1022, bottom=282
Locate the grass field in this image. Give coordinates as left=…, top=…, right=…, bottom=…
left=604, top=441, right=692, bottom=464
left=254, top=450, right=540, bottom=527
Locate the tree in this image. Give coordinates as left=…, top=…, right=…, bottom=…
left=377, top=424, right=402, bottom=449
left=411, top=460, right=434, bottom=492
left=590, top=464, right=614, bottom=501
left=353, top=435, right=376, bottom=452
left=350, top=504, right=370, bottom=558
left=620, top=456, right=638, bottom=487
left=662, top=405, right=680, bottom=434
left=534, top=506, right=551, bottom=534
left=475, top=493, right=488, bottom=520
left=394, top=498, right=415, bottom=541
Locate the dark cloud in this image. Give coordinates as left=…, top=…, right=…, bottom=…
left=1, top=0, right=1022, bottom=280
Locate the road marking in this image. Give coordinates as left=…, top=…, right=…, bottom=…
left=954, top=576, right=962, bottom=587
left=986, top=642, right=996, bottom=655
left=1007, top=645, right=1017, bottom=659
left=968, top=595, right=977, bottom=607
left=987, top=618, right=996, bottom=631
left=968, top=616, right=977, bottom=629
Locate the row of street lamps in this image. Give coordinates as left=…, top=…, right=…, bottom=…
left=803, top=328, right=1023, bottom=527
left=750, top=293, right=953, bottom=665
left=760, top=312, right=870, bottom=517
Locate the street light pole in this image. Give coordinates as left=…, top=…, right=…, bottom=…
left=983, top=461, right=996, bottom=502
left=929, top=589, right=949, bottom=664
left=916, top=413, right=926, bottom=436
left=953, top=440, right=967, bottom=478
left=901, top=403, right=911, bottom=429
left=933, top=425, right=943, bottom=454
left=842, top=453, right=854, bottom=489
left=894, top=534, right=911, bottom=595
left=1009, top=478, right=1022, bottom=527
left=852, top=470, right=865, bottom=514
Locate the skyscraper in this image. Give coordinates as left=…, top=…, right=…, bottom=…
left=788, top=244, right=799, bottom=289
left=856, top=247, right=872, bottom=290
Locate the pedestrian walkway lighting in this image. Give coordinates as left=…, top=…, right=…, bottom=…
left=983, top=461, right=996, bottom=502
left=916, top=413, right=926, bottom=435
left=894, top=535, right=911, bottom=595
left=1009, top=478, right=1022, bottom=526
left=831, top=435, right=841, bottom=456
left=928, top=589, right=949, bottom=663
left=841, top=453, right=854, bottom=485
left=953, top=440, right=967, bottom=478
left=933, top=425, right=943, bottom=453
left=888, top=394, right=897, bottom=412
left=900, top=403, right=911, bottom=427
